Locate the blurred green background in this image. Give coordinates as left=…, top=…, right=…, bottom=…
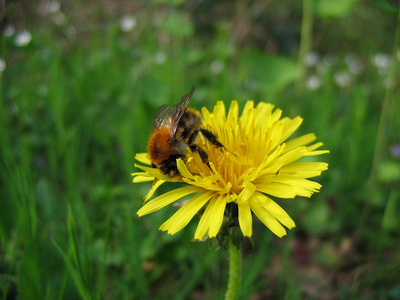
left=1, top=0, right=400, bottom=299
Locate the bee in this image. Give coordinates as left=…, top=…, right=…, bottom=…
left=148, top=87, right=224, bottom=177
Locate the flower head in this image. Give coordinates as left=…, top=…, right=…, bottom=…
left=133, top=101, right=329, bottom=240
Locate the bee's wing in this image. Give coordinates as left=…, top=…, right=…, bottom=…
left=169, top=87, right=195, bottom=139
left=152, top=104, right=170, bottom=129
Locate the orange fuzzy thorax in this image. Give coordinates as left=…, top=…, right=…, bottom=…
left=148, top=127, right=176, bottom=165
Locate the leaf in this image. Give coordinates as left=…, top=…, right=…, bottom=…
left=53, top=205, right=93, bottom=300
left=18, top=243, right=43, bottom=300
left=378, top=160, right=400, bottom=182
left=381, top=190, right=400, bottom=232
left=369, top=0, right=398, bottom=14
left=313, top=0, right=358, bottom=18
left=138, top=77, right=168, bottom=107
left=243, top=50, right=299, bottom=94
left=53, top=241, right=93, bottom=300
left=303, top=199, right=330, bottom=234
left=160, top=13, right=194, bottom=37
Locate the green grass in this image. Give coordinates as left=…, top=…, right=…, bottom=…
left=1, top=1, right=400, bottom=299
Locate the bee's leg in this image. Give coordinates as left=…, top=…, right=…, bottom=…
left=189, top=145, right=210, bottom=166
left=159, top=155, right=184, bottom=177
left=187, top=128, right=200, bottom=145
left=199, top=129, right=225, bottom=149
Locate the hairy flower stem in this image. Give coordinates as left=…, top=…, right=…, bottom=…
left=224, top=235, right=242, bottom=300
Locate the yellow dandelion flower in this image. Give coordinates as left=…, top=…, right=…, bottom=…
left=133, top=100, right=329, bottom=240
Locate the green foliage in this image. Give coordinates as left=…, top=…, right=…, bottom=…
left=313, top=0, right=358, bottom=18
left=243, top=50, right=300, bottom=96
left=1, top=1, right=399, bottom=299
left=161, top=12, right=194, bottom=37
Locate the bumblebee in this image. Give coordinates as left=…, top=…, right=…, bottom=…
left=148, top=87, right=224, bottom=177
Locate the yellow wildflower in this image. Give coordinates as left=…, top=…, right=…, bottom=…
left=133, top=101, right=329, bottom=240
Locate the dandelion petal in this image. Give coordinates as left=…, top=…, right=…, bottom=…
left=137, top=186, right=200, bottom=216
left=194, top=194, right=226, bottom=240
left=284, top=133, right=316, bottom=152
left=207, top=195, right=227, bottom=238
left=254, top=192, right=295, bottom=229
left=144, top=179, right=165, bottom=202
left=256, top=182, right=297, bottom=198
left=135, top=153, right=152, bottom=164
left=160, top=191, right=214, bottom=235
left=249, top=197, right=287, bottom=237
left=131, top=173, right=154, bottom=183
left=238, top=201, right=253, bottom=237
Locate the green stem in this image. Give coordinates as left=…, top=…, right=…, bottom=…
left=356, top=4, right=400, bottom=239
left=296, top=0, right=313, bottom=95
left=224, top=236, right=242, bottom=300
left=369, top=7, right=400, bottom=190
